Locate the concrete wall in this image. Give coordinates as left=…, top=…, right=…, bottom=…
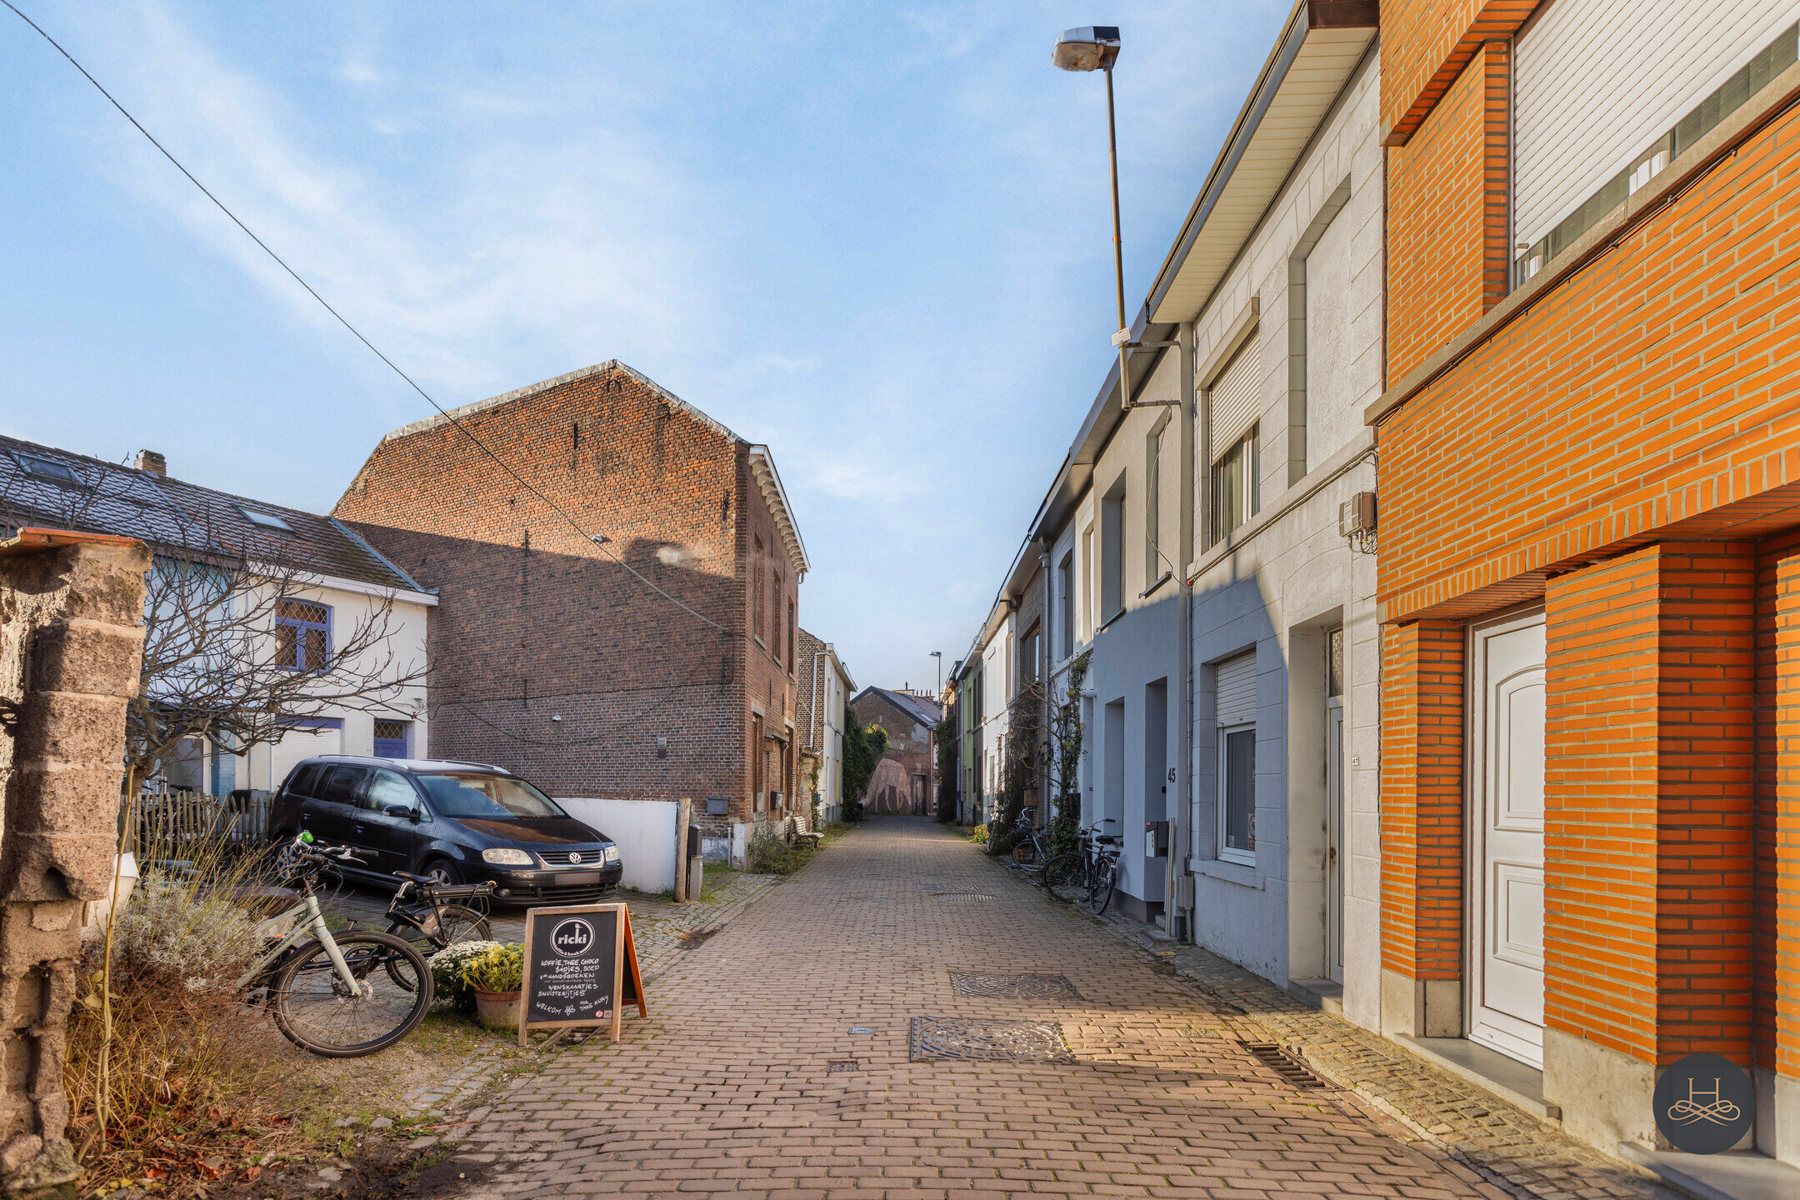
left=557, top=797, right=677, bottom=893
left=1185, top=50, right=1384, bottom=1029
left=0, top=532, right=148, bottom=1195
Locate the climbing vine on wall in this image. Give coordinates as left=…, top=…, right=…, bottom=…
left=1045, top=650, right=1092, bottom=859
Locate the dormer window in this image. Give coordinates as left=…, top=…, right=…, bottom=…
left=10, top=450, right=81, bottom=485
left=240, top=507, right=294, bottom=532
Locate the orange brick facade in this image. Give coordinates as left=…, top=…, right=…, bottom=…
left=1377, top=0, right=1800, bottom=1158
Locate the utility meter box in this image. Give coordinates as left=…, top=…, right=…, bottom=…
left=1145, top=820, right=1170, bottom=858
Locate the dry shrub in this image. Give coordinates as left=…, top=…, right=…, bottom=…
left=65, top=811, right=307, bottom=1194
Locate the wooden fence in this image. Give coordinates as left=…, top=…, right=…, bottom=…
left=127, top=790, right=273, bottom=856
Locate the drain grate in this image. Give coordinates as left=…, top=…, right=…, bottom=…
left=909, top=1017, right=1074, bottom=1063
left=928, top=890, right=995, bottom=900
left=1239, top=1041, right=1330, bottom=1089
left=950, top=972, right=1082, bottom=1001
left=826, top=1059, right=860, bottom=1074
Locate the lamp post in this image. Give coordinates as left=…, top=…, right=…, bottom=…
left=1053, top=25, right=1129, bottom=408
left=930, top=650, right=943, bottom=695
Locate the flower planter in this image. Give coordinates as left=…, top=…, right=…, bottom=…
left=473, top=988, right=521, bottom=1031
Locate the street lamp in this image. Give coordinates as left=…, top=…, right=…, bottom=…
left=930, top=650, right=943, bottom=695
left=1053, top=25, right=1131, bottom=409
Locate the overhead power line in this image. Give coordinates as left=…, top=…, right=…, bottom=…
left=2, top=0, right=731, bottom=636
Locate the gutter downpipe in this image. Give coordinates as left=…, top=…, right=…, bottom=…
left=1168, top=319, right=1198, bottom=942
left=1038, top=542, right=1053, bottom=830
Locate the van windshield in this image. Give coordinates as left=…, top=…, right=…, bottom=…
left=416, top=773, right=567, bottom=820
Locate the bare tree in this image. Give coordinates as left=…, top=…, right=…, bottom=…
left=2, top=451, right=427, bottom=788
left=130, top=554, right=426, bottom=785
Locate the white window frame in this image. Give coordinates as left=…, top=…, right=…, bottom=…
left=1217, top=722, right=1256, bottom=866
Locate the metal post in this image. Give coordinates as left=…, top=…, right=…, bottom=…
left=1105, top=65, right=1132, bottom=410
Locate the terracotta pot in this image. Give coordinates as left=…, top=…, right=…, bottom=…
left=473, top=988, right=521, bottom=1031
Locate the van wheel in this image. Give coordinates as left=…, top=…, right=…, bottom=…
left=421, top=858, right=462, bottom=887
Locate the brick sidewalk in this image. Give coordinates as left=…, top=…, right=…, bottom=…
left=429, top=818, right=1671, bottom=1199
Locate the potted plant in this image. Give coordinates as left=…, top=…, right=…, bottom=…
left=458, top=942, right=525, bottom=1030
left=428, top=940, right=502, bottom=1012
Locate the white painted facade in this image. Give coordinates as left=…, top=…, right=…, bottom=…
left=155, top=573, right=434, bottom=797
left=975, top=611, right=1013, bottom=824
left=1182, top=50, right=1383, bottom=1027
left=1044, top=351, right=1187, bottom=919
left=801, top=638, right=854, bottom=824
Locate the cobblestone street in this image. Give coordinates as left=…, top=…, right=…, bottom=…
left=438, top=819, right=1671, bottom=1199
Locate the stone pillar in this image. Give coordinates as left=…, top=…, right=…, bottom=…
left=0, top=532, right=148, bottom=1197
left=1379, top=619, right=1465, bottom=1038
left=1542, top=542, right=1757, bottom=1153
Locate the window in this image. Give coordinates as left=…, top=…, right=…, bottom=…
left=373, top=719, right=412, bottom=758
left=1056, top=552, right=1074, bottom=660
left=751, top=713, right=766, bottom=811
left=365, top=768, right=418, bottom=814
left=1215, top=651, right=1257, bottom=865
left=1145, top=414, right=1170, bottom=589
left=1218, top=726, right=1256, bottom=865
left=416, top=773, right=567, bottom=818
left=1211, top=429, right=1260, bottom=542
left=1100, top=478, right=1125, bottom=622
left=1207, top=336, right=1262, bottom=543
left=752, top=538, right=766, bottom=641
left=274, top=599, right=331, bottom=671
left=9, top=450, right=80, bottom=484
left=240, top=507, right=294, bottom=532
left=316, top=764, right=370, bottom=808
left=1019, top=621, right=1040, bottom=693
left=773, top=571, right=784, bottom=660
left=1081, top=524, right=1096, bottom=639
left=787, top=600, right=797, bottom=674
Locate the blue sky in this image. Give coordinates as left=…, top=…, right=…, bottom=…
left=2, top=1, right=1288, bottom=689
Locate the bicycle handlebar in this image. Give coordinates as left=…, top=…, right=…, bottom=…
left=291, top=831, right=369, bottom=868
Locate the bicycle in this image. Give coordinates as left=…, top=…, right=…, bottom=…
left=384, top=871, right=496, bottom=952
left=240, top=833, right=434, bottom=1057
left=1005, top=807, right=1049, bottom=871
left=1040, top=819, right=1122, bottom=914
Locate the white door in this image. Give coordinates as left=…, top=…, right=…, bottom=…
left=1468, top=610, right=1547, bottom=1067
left=1325, top=700, right=1345, bottom=985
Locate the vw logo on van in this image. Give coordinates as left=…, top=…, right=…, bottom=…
left=551, top=918, right=593, bottom=957
left=568, top=851, right=583, bottom=864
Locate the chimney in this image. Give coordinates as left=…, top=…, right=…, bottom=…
left=135, top=449, right=166, bottom=476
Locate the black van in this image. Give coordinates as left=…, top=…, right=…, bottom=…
left=269, top=755, right=623, bottom=902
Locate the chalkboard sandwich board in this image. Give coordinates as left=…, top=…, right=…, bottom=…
left=518, top=902, right=648, bottom=1046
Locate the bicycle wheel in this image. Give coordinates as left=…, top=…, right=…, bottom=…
left=1041, top=853, right=1086, bottom=903
left=387, top=903, right=492, bottom=952
left=1085, top=863, right=1118, bottom=916
left=270, top=930, right=433, bottom=1057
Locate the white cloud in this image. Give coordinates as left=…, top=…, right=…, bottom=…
left=77, top=1, right=729, bottom=410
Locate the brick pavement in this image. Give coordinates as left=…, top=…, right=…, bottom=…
left=431, top=818, right=1672, bottom=1199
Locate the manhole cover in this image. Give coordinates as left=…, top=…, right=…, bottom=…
left=950, top=972, right=1082, bottom=1000
left=1239, top=1041, right=1330, bottom=1089
left=909, top=1017, right=1074, bottom=1063
left=826, top=1059, right=859, bottom=1074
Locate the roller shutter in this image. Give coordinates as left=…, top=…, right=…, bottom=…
left=1216, top=652, right=1258, bottom=727
left=1207, top=339, right=1261, bottom=459
left=1513, top=0, right=1800, bottom=248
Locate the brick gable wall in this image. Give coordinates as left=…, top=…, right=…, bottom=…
left=334, top=365, right=795, bottom=820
